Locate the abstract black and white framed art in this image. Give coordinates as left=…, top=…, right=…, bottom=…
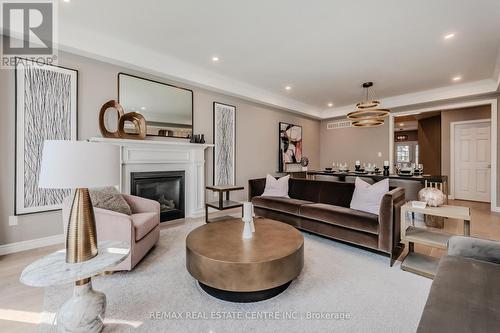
left=278, top=122, right=303, bottom=172
left=213, top=102, right=236, bottom=186
left=15, top=58, right=78, bottom=215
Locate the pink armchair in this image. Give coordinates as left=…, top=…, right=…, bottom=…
left=63, top=194, right=160, bottom=271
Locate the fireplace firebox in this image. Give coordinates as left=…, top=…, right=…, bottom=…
left=130, top=171, right=185, bottom=222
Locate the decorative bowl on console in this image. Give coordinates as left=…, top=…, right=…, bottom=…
left=418, top=187, right=445, bottom=207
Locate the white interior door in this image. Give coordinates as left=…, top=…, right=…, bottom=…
left=454, top=121, right=491, bottom=202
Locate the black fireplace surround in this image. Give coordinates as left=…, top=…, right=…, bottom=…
left=130, top=171, right=185, bottom=222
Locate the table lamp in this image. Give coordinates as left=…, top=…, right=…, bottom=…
left=39, top=140, right=120, bottom=263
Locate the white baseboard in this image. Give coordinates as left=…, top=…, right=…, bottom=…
left=0, top=234, right=64, bottom=256
left=189, top=209, right=206, bottom=218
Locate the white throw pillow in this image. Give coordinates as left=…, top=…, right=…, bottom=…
left=262, top=174, right=290, bottom=198
left=350, top=177, right=389, bottom=215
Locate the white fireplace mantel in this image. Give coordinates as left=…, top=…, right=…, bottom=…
left=89, top=137, right=213, bottom=218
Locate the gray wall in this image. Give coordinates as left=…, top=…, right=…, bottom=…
left=319, top=120, right=390, bottom=169
left=0, top=51, right=320, bottom=245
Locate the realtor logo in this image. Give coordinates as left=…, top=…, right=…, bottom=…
left=1, top=0, right=58, bottom=68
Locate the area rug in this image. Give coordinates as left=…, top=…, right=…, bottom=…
left=41, top=220, right=431, bottom=333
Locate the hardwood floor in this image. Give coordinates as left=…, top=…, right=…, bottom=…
left=0, top=201, right=498, bottom=332
left=0, top=243, right=61, bottom=333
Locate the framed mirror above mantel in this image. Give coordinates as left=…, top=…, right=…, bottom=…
left=117, top=73, right=194, bottom=139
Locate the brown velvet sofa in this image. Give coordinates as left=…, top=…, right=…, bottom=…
left=249, top=178, right=405, bottom=265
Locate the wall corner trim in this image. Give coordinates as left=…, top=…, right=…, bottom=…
left=0, top=234, right=64, bottom=256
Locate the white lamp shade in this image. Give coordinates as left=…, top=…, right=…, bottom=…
left=39, top=140, right=120, bottom=189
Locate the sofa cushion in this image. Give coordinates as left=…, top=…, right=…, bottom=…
left=288, top=178, right=322, bottom=202
left=132, top=212, right=158, bottom=241
left=350, top=177, right=389, bottom=215
left=417, top=255, right=500, bottom=333
left=299, top=203, right=379, bottom=234
left=252, top=196, right=313, bottom=215
left=317, top=181, right=355, bottom=208
left=262, top=174, right=290, bottom=197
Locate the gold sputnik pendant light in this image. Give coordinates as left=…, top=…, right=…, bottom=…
left=347, top=82, right=389, bottom=127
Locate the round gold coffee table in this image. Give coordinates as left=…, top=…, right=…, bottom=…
left=186, top=218, right=304, bottom=302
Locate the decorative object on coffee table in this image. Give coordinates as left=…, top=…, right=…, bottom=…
left=242, top=201, right=255, bottom=233
left=279, top=122, right=302, bottom=172
left=15, top=58, right=78, bottom=215
left=186, top=218, right=304, bottom=302
left=213, top=102, right=236, bottom=185
left=205, top=185, right=244, bottom=223
left=243, top=201, right=255, bottom=232
left=242, top=219, right=253, bottom=239
left=418, top=187, right=446, bottom=207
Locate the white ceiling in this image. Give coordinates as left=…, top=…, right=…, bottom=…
left=57, top=0, right=500, bottom=118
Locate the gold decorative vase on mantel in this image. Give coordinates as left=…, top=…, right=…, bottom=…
left=99, top=100, right=147, bottom=139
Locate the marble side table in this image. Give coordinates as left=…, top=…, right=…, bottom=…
left=20, top=241, right=130, bottom=333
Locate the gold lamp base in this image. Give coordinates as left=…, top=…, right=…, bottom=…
left=66, top=188, right=98, bottom=263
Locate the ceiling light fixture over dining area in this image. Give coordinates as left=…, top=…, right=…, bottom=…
left=347, top=82, right=390, bottom=127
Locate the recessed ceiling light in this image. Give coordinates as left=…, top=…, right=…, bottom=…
left=140, top=106, right=147, bottom=110
left=211, top=56, right=219, bottom=62
left=444, top=33, right=455, bottom=40
left=63, top=0, right=70, bottom=2
left=285, top=85, right=292, bottom=91
left=399, top=123, right=404, bottom=127
left=327, top=102, right=334, bottom=107
left=452, top=75, right=462, bottom=82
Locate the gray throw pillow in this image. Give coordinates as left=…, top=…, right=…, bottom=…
left=89, top=187, right=132, bottom=215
